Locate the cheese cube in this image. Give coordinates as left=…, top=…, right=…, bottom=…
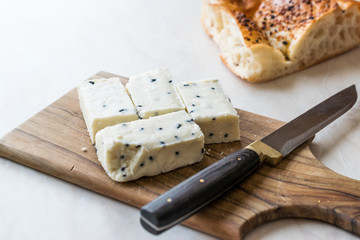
left=95, top=111, right=205, bottom=182
left=77, top=78, right=139, bottom=143
left=177, top=79, right=240, bottom=144
left=126, top=68, right=185, bottom=119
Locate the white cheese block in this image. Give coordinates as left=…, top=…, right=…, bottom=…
left=95, top=110, right=205, bottom=182
left=77, top=78, right=139, bottom=143
left=177, top=79, right=240, bottom=144
left=126, top=68, right=185, bottom=119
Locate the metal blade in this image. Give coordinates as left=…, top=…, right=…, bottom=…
left=262, top=85, right=357, bottom=156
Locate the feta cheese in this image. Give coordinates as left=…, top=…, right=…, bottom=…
left=126, top=68, right=185, bottom=119
left=77, top=78, right=139, bottom=143
left=177, top=79, right=240, bottom=144
left=95, top=111, right=204, bottom=182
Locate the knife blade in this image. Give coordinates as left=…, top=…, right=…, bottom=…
left=140, top=85, right=357, bottom=235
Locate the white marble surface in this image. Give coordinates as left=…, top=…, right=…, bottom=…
left=0, top=0, right=359, bottom=239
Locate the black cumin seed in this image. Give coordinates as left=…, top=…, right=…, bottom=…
left=309, top=16, right=314, bottom=20
left=136, top=145, right=141, bottom=148
left=120, top=155, right=125, bottom=159
left=177, top=124, right=182, bottom=129
left=121, top=167, right=126, bottom=171
left=151, top=79, right=156, bottom=82
left=184, top=84, right=190, bottom=86
left=271, top=15, right=275, bottom=19
left=89, top=81, right=95, bottom=85
left=224, top=133, right=229, bottom=138
left=282, top=41, right=288, bottom=45
left=167, top=92, right=171, bottom=94
left=140, top=163, right=144, bottom=167
left=103, top=104, right=106, bottom=107
left=122, top=123, right=127, bottom=127
left=122, top=174, right=127, bottom=177
left=140, top=127, right=144, bottom=131
left=211, top=87, right=215, bottom=90
left=201, top=148, right=204, bottom=154
left=160, top=141, right=166, bottom=145
left=191, top=133, right=195, bottom=136
left=174, top=135, right=179, bottom=139
left=212, top=117, right=216, bottom=121
left=209, top=133, right=214, bottom=137
left=158, top=127, right=163, bottom=130
left=227, top=98, right=231, bottom=102
left=169, top=80, right=173, bottom=83
left=175, top=151, right=179, bottom=155
left=190, top=110, right=195, bottom=113
left=125, top=143, right=129, bottom=147
left=137, top=105, right=142, bottom=107
left=186, top=119, right=194, bottom=122
left=196, top=95, right=200, bottom=98
left=149, top=156, right=153, bottom=161
left=119, top=108, right=127, bottom=112
left=192, top=104, right=196, bottom=107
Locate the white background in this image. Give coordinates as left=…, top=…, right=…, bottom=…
left=0, top=0, right=359, bottom=239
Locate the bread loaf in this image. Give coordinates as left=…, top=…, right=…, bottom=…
left=201, top=0, right=360, bottom=82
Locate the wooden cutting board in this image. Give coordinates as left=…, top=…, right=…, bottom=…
left=0, top=72, right=359, bottom=239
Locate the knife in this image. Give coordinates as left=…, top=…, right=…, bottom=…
left=140, top=85, right=357, bottom=234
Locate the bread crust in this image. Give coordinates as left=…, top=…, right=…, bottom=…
left=202, top=0, right=360, bottom=82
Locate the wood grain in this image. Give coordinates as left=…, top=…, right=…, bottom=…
left=0, top=72, right=359, bottom=239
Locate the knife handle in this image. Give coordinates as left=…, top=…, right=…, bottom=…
left=140, top=148, right=261, bottom=234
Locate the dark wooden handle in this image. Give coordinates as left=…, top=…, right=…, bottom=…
left=140, top=148, right=261, bottom=234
